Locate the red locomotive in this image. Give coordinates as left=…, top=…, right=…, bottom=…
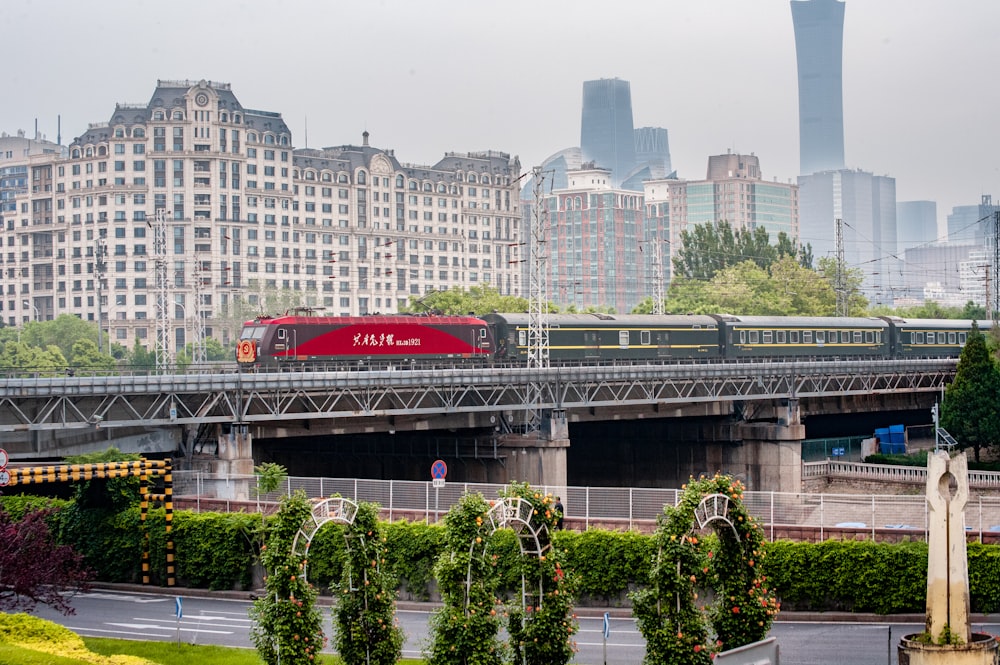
left=236, top=310, right=494, bottom=368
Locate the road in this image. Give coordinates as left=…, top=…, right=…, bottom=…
left=30, top=590, right=1000, bottom=664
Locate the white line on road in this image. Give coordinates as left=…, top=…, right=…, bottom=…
left=81, top=593, right=169, bottom=603
left=68, top=626, right=172, bottom=637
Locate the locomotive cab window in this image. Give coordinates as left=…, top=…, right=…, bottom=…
left=618, top=330, right=629, bottom=347
left=479, top=328, right=487, bottom=339
left=277, top=328, right=286, bottom=340
left=641, top=330, right=651, bottom=345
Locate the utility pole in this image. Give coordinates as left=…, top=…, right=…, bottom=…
left=526, top=166, right=551, bottom=433
left=94, top=236, right=107, bottom=354
left=651, top=239, right=666, bottom=316
left=152, top=208, right=172, bottom=373
left=993, top=210, right=1000, bottom=321
left=191, top=261, right=207, bottom=365
left=835, top=217, right=848, bottom=317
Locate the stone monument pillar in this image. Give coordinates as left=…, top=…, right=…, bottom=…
left=899, top=451, right=998, bottom=664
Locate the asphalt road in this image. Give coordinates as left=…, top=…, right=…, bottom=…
left=29, top=589, right=1000, bottom=664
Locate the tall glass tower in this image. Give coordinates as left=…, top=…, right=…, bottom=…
left=580, top=78, right=636, bottom=185
left=791, top=0, right=846, bottom=175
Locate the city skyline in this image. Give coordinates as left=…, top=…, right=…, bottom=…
left=4, top=0, right=1000, bottom=243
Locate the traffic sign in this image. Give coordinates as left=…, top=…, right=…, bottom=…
left=431, top=459, right=448, bottom=480
left=175, top=596, right=183, bottom=619
left=432, top=478, right=445, bottom=489
left=0, top=470, right=9, bottom=487
left=0, top=448, right=8, bottom=468
left=603, top=612, right=610, bottom=639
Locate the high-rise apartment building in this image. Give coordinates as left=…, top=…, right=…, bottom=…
left=580, top=78, right=636, bottom=186
left=544, top=165, right=646, bottom=313
left=644, top=153, right=799, bottom=279
left=791, top=0, right=846, bottom=175
left=0, top=80, right=522, bottom=353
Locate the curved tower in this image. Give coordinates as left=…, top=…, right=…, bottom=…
left=791, top=0, right=846, bottom=175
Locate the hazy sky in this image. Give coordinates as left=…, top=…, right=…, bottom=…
left=5, top=0, right=999, bottom=236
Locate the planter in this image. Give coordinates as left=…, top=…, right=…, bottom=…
left=899, top=633, right=998, bottom=665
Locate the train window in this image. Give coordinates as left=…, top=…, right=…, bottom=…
left=959, top=332, right=967, bottom=344
left=865, top=331, right=874, bottom=344
left=619, top=330, right=629, bottom=347
left=641, top=330, right=650, bottom=345
left=776, top=331, right=786, bottom=344
left=762, top=331, right=773, bottom=344
left=749, top=330, right=759, bottom=344
left=790, top=331, right=800, bottom=343
left=830, top=330, right=838, bottom=343
left=927, top=332, right=935, bottom=344
left=948, top=332, right=956, bottom=344
left=277, top=328, right=286, bottom=340
left=479, top=328, right=487, bottom=339
left=739, top=330, right=746, bottom=344
left=915, top=332, right=924, bottom=344
left=518, top=330, right=527, bottom=346
left=804, top=330, right=813, bottom=343
left=814, top=331, right=823, bottom=343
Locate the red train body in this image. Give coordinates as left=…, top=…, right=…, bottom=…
left=236, top=313, right=494, bottom=367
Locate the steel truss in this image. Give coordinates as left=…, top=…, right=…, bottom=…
left=0, top=359, right=956, bottom=432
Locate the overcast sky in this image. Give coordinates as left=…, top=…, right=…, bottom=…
left=4, top=0, right=999, bottom=236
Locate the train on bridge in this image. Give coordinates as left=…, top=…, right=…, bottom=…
left=235, top=311, right=989, bottom=369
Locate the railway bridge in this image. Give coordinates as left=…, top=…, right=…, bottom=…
left=0, top=358, right=955, bottom=493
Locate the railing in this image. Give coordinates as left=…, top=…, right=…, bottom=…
left=172, top=471, right=1000, bottom=542
left=804, top=460, right=1000, bottom=488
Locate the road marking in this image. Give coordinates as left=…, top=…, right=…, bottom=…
left=106, top=622, right=176, bottom=631
left=81, top=592, right=169, bottom=603
left=186, top=614, right=252, bottom=623
left=68, top=625, right=172, bottom=637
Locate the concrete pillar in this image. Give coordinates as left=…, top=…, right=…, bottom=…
left=733, top=401, right=806, bottom=493
left=213, top=425, right=254, bottom=500
left=499, top=409, right=569, bottom=488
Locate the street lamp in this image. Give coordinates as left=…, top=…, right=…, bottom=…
left=22, top=300, right=39, bottom=321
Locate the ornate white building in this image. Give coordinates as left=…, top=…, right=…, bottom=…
left=0, top=80, right=522, bottom=354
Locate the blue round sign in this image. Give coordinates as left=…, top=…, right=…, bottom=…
left=431, top=459, right=447, bottom=480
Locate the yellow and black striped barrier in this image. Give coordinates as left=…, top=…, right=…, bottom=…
left=8, top=458, right=174, bottom=587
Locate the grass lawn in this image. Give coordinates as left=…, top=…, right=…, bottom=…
left=82, top=637, right=426, bottom=664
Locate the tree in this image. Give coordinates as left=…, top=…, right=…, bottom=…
left=126, top=337, right=157, bottom=373
left=401, top=285, right=531, bottom=316
left=175, top=337, right=235, bottom=370
left=672, top=221, right=809, bottom=282
left=816, top=257, right=868, bottom=315
left=68, top=338, right=116, bottom=374
left=21, top=314, right=101, bottom=362
left=941, top=323, right=1000, bottom=462
left=0, top=341, right=68, bottom=376
left=0, top=506, right=92, bottom=615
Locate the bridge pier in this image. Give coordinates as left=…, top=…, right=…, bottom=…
left=212, top=425, right=255, bottom=500
left=730, top=400, right=805, bottom=493
left=499, top=409, right=569, bottom=488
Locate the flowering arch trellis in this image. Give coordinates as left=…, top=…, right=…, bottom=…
left=428, top=482, right=577, bottom=665
left=252, top=494, right=402, bottom=665
left=631, top=474, right=780, bottom=665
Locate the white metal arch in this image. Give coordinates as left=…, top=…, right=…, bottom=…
left=692, top=492, right=739, bottom=539
left=291, top=497, right=360, bottom=580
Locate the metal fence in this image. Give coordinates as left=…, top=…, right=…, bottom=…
left=172, top=469, right=1000, bottom=541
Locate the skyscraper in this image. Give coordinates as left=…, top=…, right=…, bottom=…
left=580, top=78, right=636, bottom=185
left=791, top=0, right=846, bottom=175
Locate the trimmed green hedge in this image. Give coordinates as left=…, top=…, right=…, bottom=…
left=8, top=494, right=1000, bottom=614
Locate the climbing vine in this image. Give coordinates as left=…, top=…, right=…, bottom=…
left=631, top=474, right=779, bottom=665
left=249, top=490, right=326, bottom=664
left=331, top=500, right=403, bottom=665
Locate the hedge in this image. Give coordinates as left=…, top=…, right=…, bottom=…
left=7, top=494, right=1000, bottom=614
